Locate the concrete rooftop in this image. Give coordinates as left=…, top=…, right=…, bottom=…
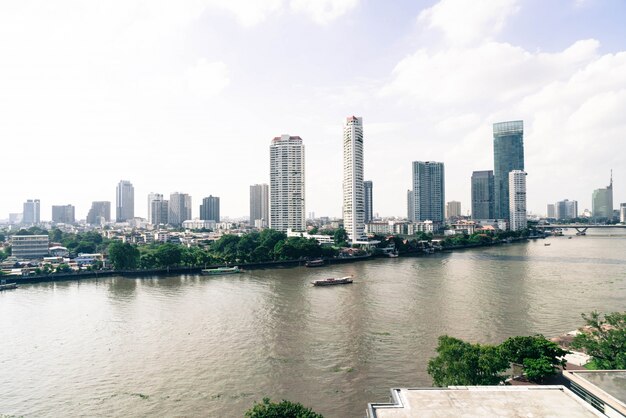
left=367, top=386, right=604, bottom=418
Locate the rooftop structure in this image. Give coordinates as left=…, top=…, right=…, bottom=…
left=564, top=370, right=626, bottom=417
left=367, top=386, right=604, bottom=418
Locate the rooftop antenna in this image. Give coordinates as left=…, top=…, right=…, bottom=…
left=610, top=169, right=613, bottom=188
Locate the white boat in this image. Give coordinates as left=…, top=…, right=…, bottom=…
left=201, top=266, right=241, bottom=275
left=311, top=276, right=353, bottom=286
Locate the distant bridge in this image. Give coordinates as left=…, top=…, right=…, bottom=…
left=536, top=224, right=626, bottom=234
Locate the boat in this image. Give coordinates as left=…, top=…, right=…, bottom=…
left=0, top=282, right=18, bottom=291
left=544, top=243, right=551, bottom=246
left=387, top=252, right=399, bottom=258
left=305, top=259, right=325, bottom=267
left=201, top=266, right=241, bottom=275
left=311, top=276, right=353, bottom=286
left=576, top=231, right=586, bottom=236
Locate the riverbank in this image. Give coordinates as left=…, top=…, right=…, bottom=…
left=5, top=235, right=542, bottom=285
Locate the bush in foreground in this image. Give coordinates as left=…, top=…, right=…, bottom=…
left=245, top=398, right=323, bottom=418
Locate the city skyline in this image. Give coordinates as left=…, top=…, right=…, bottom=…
left=2, top=0, right=626, bottom=219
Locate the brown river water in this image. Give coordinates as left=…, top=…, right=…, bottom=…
left=1, top=230, right=625, bottom=417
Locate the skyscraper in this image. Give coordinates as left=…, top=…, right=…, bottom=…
left=270, top=135, right=305, bottom=232
left=407, top=190, right=414, bottom=221
left=446, top=201, right=462, bottom=219
left=547, top=204, right=556, bottom=219
left=22, top=199, right=41, bottom=224
left=168, top=192, right=192, bottom=226
left=592, top=173, right=613, bottom=219
left=87, top=201, right=111, bottom=225
left=116, top=180, right=134, bottom=222
left=51, top=204, right=75, bottom=224
left=343, top=116, right=365, bottom=243
left=151, top=199, right=169, bottom=226
left=620, top=203, right=626, bottom=224
left=555, top=199, right=578, bottom=220
left=509, top=170, right=527, bottom=231
left=200, top=196, right=220, bottom=222
left=493, top=121, right=524, bottom=220
left=411, top=161, right=445, bottom=222
left=364, top=180, right=373, bottom=223
left=250, top=184, right=269, bottom=228
left=471, top=170, right=494, bottom=220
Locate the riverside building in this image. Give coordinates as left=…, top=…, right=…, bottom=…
left=200, top=195, right=220, bottom=222
left=269, top=135, right=305, bottom=232
left=364, top=180, right=373, bottom=223
left=410, top=161, right=445, bottom=223
left=250, top=184, right=269, bottom=228
left=509, top=170, right=527, bottom=231
left=471, top=170, right=494, bottom=220
left=592, top=173, right=613, bottom=220
left=493, top=121, right=524, bottom=220
left=342, top=116, right=366, bottom=243
left=168, top=192, right=192, bottom=227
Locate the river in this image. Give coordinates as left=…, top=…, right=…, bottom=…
left=1, top=230, right=625, bottom=417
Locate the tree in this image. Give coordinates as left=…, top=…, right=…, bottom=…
left=333, top=228, right=348, bottom=246
left=500, top=335, right=568, bottom=382
left=155, top=243, right=183, bottom=267
left=427, top=335, right=509, bottom=386
left=56, top=263, right=73, bottom=273
left=107, top=242, right=140, bottom=270
left=245, top=398, right=323, bottom=418
left=572, top=311, right=626, bottom=369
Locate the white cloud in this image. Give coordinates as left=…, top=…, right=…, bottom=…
left=418, top=0, right=520, bottom=45
left=185, top=59, right=230, bottom=98
left=290, top=0, right=359, bottom=25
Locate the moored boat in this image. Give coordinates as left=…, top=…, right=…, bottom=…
left=201, top=266, right=241, bottom=275
left=0, top=282, right=18, bottom=291
left=311, top=276, right=353, bottom=286
left=387, top=252, right=399, bottom=258
left=305, top=259, right=325, bottom=267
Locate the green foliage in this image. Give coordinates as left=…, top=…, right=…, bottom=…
left=154, top=243, right=183, bottom=267
left=107, top=242, right=140, bottom=270
left=500, top=335, right=568, bottom=382
left=572, top=311, right=626, bottom=369
left=0, top=232, right=5, bottom=242
left=245, top=398, right=323, bottom=418
left=333, top=228, right=348, bottom=246
left=55, top=263, right=73, bottom=273
left=427, top=335, right=509, bottom=386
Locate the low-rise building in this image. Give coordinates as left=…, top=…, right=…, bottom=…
left=11, top=235, right=49, bottom=260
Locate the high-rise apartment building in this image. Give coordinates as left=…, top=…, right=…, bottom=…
left=446, top=201, right=462, bottom=219
left=592, top=173, right=613, bottom=219
left=364, top=180, right=373, bottom=223
left=116, top=180, right=134, bottom=222
left=168, top=192, right=192, bottom=226
left=620, top=203, right=626, bottom=223
left=555, top=199, right=578, bottom=220
left=250, top=184, right=269, bottom=228
left=471, top=170, right=494, bottom=220
left=86, top=201, right=111, bottom=225
left=411, top=161, right=445, bottom=222
left=493, top=121, right=524, bottom=220
left=22, top=199, right=41, bottom=225
left=269, top=135, right=305, bottom=232
left=343, top=116, right=365, bottom=243
left=509, top=170, right=527, bottom=231
left=147, top=193, right=162, bottom=224
left=200, top=196, right=220, bottom=222
left=407, top=190, right=414, bottom=221
left=547, top=204, right=556, bottom=219
left=51, top=204, right=75, bottom=224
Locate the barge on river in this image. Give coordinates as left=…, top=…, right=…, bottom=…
left=311, top=276, right=353, bottom=286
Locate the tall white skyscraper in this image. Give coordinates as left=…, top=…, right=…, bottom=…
left=250, top=184, right=269, bottom=228
left=22, top=199, right=41, bottom=225
left=270, top=135, right=305, bottom=232
left=343, top=116, right=365, bottom=243
left=509, top=170, right=527, bottom=231
left=116, top=180, right=134, bottom=222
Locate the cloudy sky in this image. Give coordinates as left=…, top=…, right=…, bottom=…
left=2, top=0, right=625, bottom=221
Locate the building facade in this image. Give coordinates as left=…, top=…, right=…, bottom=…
left=547, top=204, right=556, bottom=219
left=471, top=170, right=494, bottom=220
left=116, top=180, right=134, bottom=222
left=555, top=199, right=578, bottom=220
left=22, top=199, right=41, bottom=225
left=620, top=203, right=626, bottom=223
left=250, top=184, right=269, bottom=228
left=51, top=204, right=75, bottom=224
left=446, top=201, right=462, bottom=219
left=168, top=192, right=192, bottom=226
left=342, top=116, right=366, bottom=243
left=86, top=201, right=111, bottom=225
left=407, top=190, right=414, bottom=221
left=200, top=195, right=220, bottom=222
left=150, top=197, right=169, bottom=226
left=411, top=161, right=445, bottom=222
left=493, top=121, right=524, bottom=220
left=592, top=174, right=613, bottom=219
left=364, top=180, right=373, bottom=223
left=509, top=170, right=527, bottom=231
left=147, top=193, right=163, bottom=224
left=269, top=135, right=305, bottom=232
left=11, top=235, right=49, bottom=259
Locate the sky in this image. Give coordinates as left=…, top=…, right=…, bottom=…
left=2, top=0, right=626, bottom=221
